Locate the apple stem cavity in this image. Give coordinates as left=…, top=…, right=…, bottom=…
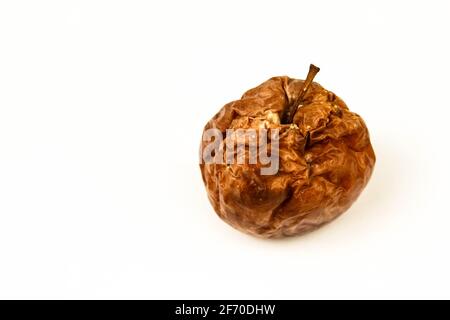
left=282, top=64, right=320, bottom=124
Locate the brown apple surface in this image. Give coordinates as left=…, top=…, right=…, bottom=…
left=200, top=66, right=375, bottom=238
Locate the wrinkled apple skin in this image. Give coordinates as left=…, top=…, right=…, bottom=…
left=200, top=76, right=375, bottom=238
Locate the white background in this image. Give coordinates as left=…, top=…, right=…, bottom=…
left=0, top=0, right=449, bottom=299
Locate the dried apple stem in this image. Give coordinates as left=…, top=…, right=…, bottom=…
left=282, top=64, right=320, bottom=124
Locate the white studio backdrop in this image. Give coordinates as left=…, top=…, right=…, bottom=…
left=0, top=0, right=449, bottom=299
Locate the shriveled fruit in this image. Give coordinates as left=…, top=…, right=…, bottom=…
left=200, top=65, right=375, bottom=238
